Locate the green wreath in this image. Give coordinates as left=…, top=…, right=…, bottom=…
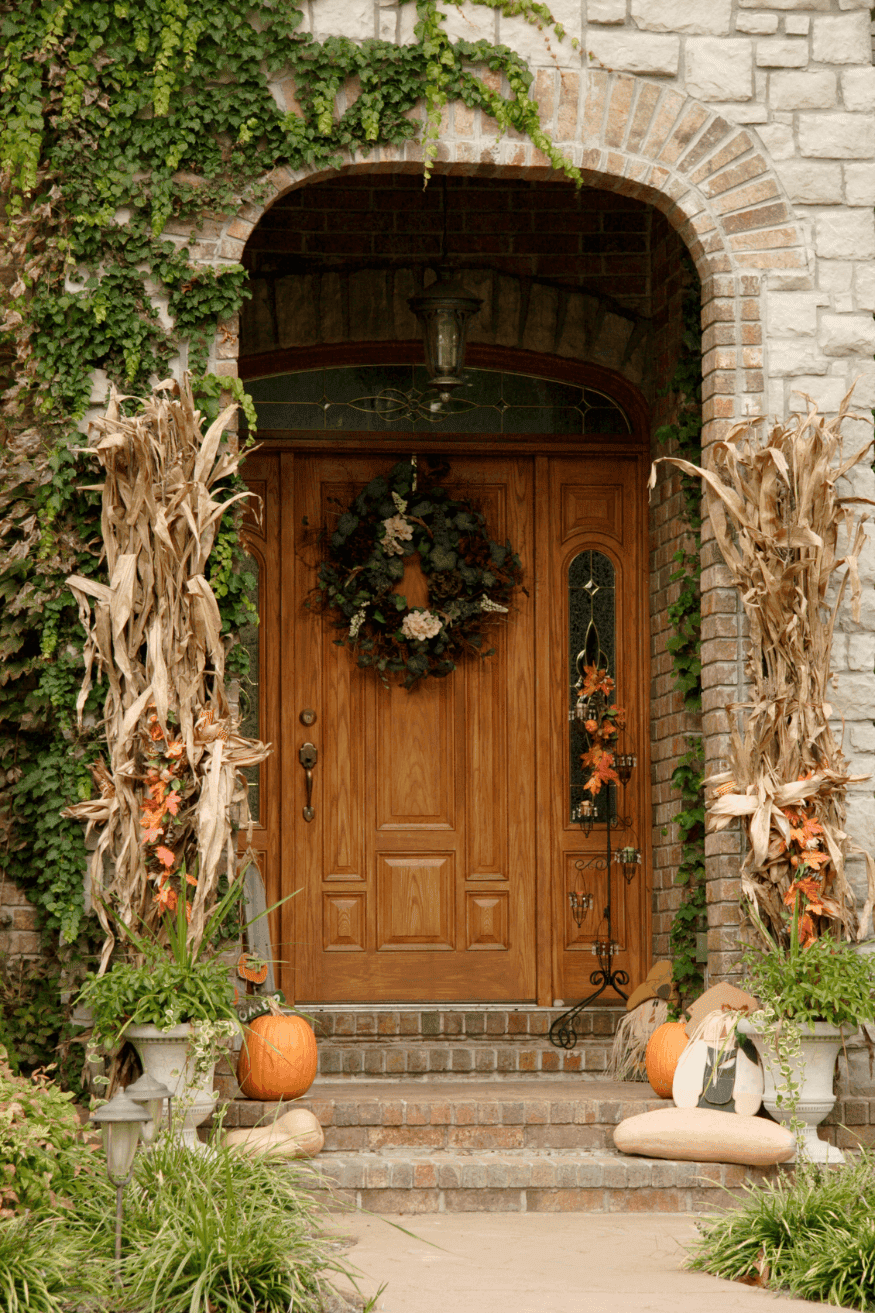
left=317, top=458, right=523, bottom=687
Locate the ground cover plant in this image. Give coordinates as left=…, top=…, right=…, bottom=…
left=688, top=1153, right=875, bottom=1310
left=75, top=1134, right=354, bottom=1313
left=1, top=1041, right=360, bottom=1313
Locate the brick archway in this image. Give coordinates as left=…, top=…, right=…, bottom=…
left=207, top=76, right=809, bottom=983
left=214, top=69, right=808, bottom=449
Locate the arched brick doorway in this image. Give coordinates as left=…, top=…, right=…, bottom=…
left=208, top=92, right=807, bottom=988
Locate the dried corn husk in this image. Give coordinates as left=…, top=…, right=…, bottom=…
left=650, top=394, right=875, bottom=944
left=64, top=377, right=270, bottom=969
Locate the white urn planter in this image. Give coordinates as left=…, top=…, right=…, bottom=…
left=127, top=1023, right=218, bottom=1151
left=737, top=1018, right=848, bottom=1165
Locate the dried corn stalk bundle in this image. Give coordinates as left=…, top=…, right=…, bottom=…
left=64, top=377, right=270, bottom=971
left=651, top=395, right=875, bottom=946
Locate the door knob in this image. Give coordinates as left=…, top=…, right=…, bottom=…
left=299, top=742, right=318, bottom=821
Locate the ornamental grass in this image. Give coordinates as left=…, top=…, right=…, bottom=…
left=688, top=1153, right=875, bottom=1310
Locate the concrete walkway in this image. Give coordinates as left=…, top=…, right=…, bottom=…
left=331, top=1213, right=832, bottom=1313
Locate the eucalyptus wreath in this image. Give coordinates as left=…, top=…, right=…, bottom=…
left=317, top=458, right=523, bottom=687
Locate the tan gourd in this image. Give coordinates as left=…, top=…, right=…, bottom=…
left=644, top=1020, right=689, bottom=1098
left=237, top=1001, right=318, bottom=1101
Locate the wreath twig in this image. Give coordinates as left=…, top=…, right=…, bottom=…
left=316, top=458, right=523, bottom=688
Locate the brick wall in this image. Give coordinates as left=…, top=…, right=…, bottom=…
left=0, top=877, right=42, bottom=962
left=244, top=176, right=656, bottom=319
left=647, top=216, right=703, bottom=963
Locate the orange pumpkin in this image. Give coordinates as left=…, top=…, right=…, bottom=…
left=237, top=1012, right=318, bottom=1101
left=645, top=1021, right=689, bottom=1099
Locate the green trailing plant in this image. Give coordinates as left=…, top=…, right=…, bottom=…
left=742, top=899, right=875, bottom=1035
left=688, top=1149, right=875, bottom=1310
left=0, top=955, right=82, bottom=1085
left=654, top=259, right=705, bottom=1012
left=0, top=0, right=578, bottom=1050
left=76, top=884, right=242, bottom=1065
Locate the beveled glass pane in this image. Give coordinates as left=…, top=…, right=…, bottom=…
left=568, top=550, right=616, bottom=825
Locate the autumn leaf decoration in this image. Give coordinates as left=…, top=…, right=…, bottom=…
left=577, top=664, right=627, bottom=797
left=779, top=793, right=845, bottom=948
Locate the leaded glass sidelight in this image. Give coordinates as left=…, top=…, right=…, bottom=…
left=568, top=550, right=616, bottom=825
left=238, top=557, right=261, bottom=824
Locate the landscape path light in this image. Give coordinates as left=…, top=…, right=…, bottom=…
left=90, top=1089, right=149, bottom=1278
left=125, top=1071, right=173, bottom=1147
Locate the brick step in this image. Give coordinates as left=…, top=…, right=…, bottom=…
left=223, top=1078, right=663, bottom=1150
left=312, top=1036, right=614, bottom=1078
left=304, top=1147, right=780, bottom=1214
left=304, top=1004, right=624, bottom=1045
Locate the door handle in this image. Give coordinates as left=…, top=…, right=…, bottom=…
left=299, top=742, right=318, bottom=822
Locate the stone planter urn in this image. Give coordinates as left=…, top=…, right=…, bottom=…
left=127, top=1023, right=218, bottom=1151
left=737, top=1017, right=848, bottom=1165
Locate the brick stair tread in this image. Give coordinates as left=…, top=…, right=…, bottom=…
left=225, top=1078, right=661, bottom=1128
left=313, top=1145, right=777, bottom=1187
left=300, top=1145, right=780, bottom=1212
left=304, top=1077, right=660, bottom=1118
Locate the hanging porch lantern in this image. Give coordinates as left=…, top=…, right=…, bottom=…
left=408, top=269, right=482, bottom=404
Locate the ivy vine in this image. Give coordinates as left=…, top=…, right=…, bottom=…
left=0, top=0, right=577, bottom=1079
left=654, top=258, right=706, bottom=1014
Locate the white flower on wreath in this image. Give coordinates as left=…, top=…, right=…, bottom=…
left=349, top=606, right=366, bottom=638
left=381, top=514, right=413, bottom=555
left=401, top=609, right=443, bottom=641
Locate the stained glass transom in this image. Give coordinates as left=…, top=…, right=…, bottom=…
left=568, top=550, right=616, bottom=825
left=244, top=366, right=630, bottom=435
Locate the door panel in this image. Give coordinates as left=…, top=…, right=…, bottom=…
left=544, top=456, right=650, bottom=1006
left=291, top=454, right=536, bottom=1002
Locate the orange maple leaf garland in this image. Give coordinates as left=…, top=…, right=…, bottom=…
left=577, top=665, right=628, bottom=797
left=778, top=798, right=843, bottom=947
left=139, top=708, right=193, bottom=918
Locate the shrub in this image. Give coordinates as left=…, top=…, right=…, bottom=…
left=0, top=1045, right=102, bottom=1216
left=73, top=1131, right=353, bottom=1313
left=688, top=1153, right=875, bottom=1309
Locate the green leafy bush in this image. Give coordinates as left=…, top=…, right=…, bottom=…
left=0, top=1046, right=101, bottom=1216
left=689, top=1153, right=875, bottom=1310
left=743, top=928, right=875, bottom=1030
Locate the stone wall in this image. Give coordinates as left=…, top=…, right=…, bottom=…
left=140, top=0, right=875, bottom=980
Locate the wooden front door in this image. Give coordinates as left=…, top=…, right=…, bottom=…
left=243, top=441, right=649, bottom=1006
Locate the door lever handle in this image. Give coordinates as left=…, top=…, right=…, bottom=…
left=299, top=742, right=318, bottom=821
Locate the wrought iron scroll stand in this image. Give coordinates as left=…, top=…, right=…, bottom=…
left=549, top=675, right=641, bottom=1051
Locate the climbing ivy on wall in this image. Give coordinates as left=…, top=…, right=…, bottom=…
left=0, top=0, right=578, bottom=1071
left=655, top=261, right=706, bottom=1013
